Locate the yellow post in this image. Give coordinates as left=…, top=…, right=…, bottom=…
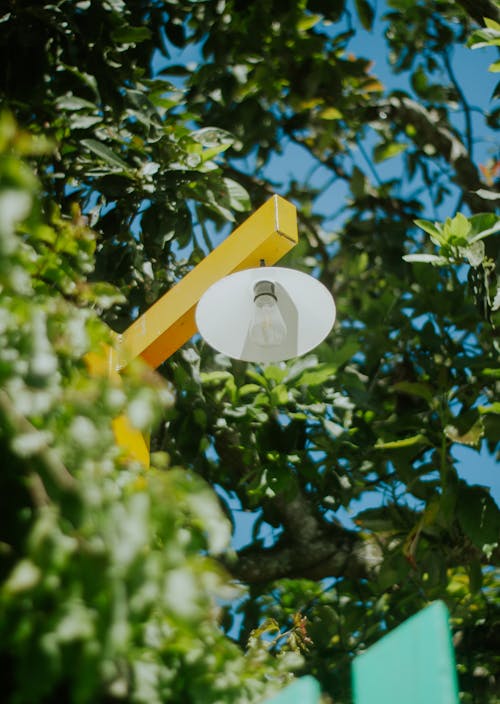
left=85, top=343, right=151, bottom=466
left=95, top=195, right=298, bottom=465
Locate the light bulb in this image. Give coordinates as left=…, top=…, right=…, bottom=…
left=248, top=280, right=287, bottom=347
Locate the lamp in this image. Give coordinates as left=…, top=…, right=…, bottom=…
left=248, top=280, right=288, bottom=347
left=195, top=266, right=335, bottom=363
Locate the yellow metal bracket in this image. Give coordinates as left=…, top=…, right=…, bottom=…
left=118, top=195, right=298, bottom=369
left=89, top=195, right=298, bottom=466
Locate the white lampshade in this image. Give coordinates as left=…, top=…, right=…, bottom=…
left=195, top=267, right=336, bottom=362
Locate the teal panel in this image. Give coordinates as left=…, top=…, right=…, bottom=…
left=263, top=676, right=321, bottom=704
left=352, top=601, right=459, bottom=704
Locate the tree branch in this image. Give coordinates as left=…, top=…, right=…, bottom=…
left=0, top=389, right=77, bottom=494
left=225, top=486, right=500, bottom=585
left=442, top=49, right=474, bottom=160
left=230, top=521, right=382, bottom=583
left=229, top=487, right=383, bottom=583
left=378, top=96, right=495, bottom=213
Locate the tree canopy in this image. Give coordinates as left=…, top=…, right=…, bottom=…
left=0, top=1, right=499, bottom=703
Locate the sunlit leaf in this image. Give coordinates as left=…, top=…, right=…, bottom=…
left=297, top=14, right=322, bottom=31
left=478, top=402, right=500, bottom=415
left=445, top=420, right=484, bottom=448
left=413, top=219, right=444, bottom=240
left=373, top=141, right=408, bottom=162
left=375, top=434, right=428, bottom=449
left=392, top=381, right=434, bottom=404
left=403, top=253, right=448, bottom=265
left=294, top=363, right=337, bottom=387
left=474, top=188, right=500, bottom=200
left=81, top=139, right=130, bottom=171
left=319, top=107, right=343, bottom=120
left=223, top=177, right=251, bottom=212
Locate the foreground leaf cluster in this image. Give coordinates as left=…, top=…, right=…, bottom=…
left=0, top=116, right=294, bottom=704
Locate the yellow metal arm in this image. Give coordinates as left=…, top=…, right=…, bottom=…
left=89, top=195, right=298, bottom=466
left=119, top=195, right=298, bottom=369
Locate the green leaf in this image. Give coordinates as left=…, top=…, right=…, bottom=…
left=350, top=166, right=367, bottom=199
left=200, top=371, right=233, bottom=386
left=294, top=363, right=337, bottom=387
left=71, top=115, right=102, bottom=130
left=284, top=356, right=319, bottom=384
left=62, top=64, right=99, bottom=97
left=81, top=139, right=130, bottom=171
left=444, top=419, right=484, bottom=448
left=323, top=419, right=344, bottom=437
left=4, top=559, right=41, bottom=594
left=329, top=339, right=359, bottom=368
left=411, top=66, right=428, bottom=96
left=392, top=381, right=434, bottom=404
left=200, top=143, right=232, bottom=162
left=468, top=212, right=500, bottom=237
left=84, top=281, right=126, bottom=309
left=403, top=253, right=448, bottom=265
left=478, top=402, right=500, bottom=415
left=474, top=188, right=500, bottom=200
left=353, top=507, right=397, bottom=531
left=192, top=127, right=234, bottom=148
left=0, top=190, right=32, bottom=236
left=468, top=216, right=500, bottom=243
left=56, top=95, right=98, bottom=111
left=375, top=434, right=428, bottom=450
left=448, top=212, right=471, bottom=241
left=461, top=241, right=485, bottom=267
left=457, top=484, right=500, bottom=548
left=354, top=0, right=374, bottom=30
left=484, top=17, right=500, bottom=31
left=319, top=107, right=343, bottom=120
left=245, top=369, right=267, bottom=386
left=373, top=141, right=408, bottom=163
left=103, top=0, right=126, bottom=9
left=223, top=177, right=251, bottom=213
left=263, top=365, right=287, bottom=383
left=481, top=368, right=500, bottom=378
left=297, top=13, right=322, bottom=32
left=467, top=27, right=500, bottom=49
left=413, top=219, right=444, bottom=242
left=111, top=26, right=152, bottom=44
left=271, top=384, right=289, bottom=406
left=239, top=383, right=261, bottom=396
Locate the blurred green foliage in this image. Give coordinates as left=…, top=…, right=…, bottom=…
left=0, top=114, right=296, bottom=703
